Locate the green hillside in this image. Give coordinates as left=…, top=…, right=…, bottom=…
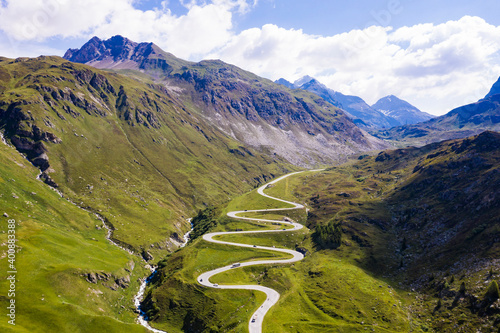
left=279, top=131, right=500, bottom=331
left=0, top=56, right=292, bottom=258
left=145, top=171, right=415, bottom=332
left=0, top=135, right=148, bottom=332
left=147, top=132, right=500, bottom=332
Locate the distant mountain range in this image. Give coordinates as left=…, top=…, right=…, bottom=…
left=276, top=76, right=434, bottom=129
left=374, top=77, right=500, bottom=145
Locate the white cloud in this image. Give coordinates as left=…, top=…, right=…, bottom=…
left=0, top=0, right=499, bottom=115
left=0, top=0, right=125, bottom=40
left=0, top=33, right=63, bottom=58
left=213, top=16, right=500, bottom=115
left=91, top=3, right=234, bottom=59
left=0, top=0, right=251, bottom=59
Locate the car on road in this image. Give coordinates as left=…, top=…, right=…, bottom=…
left=213, top=284, right=218, bottom=287
left=253, top=245, right=257, bottom=247
left=251, top=318, right=256, bottom=323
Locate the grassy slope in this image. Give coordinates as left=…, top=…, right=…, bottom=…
left=146, top=170, right=416, bottom=332
left=141, top=236, right=290, bottom=332
left=149, top=132, right=500, bottom=332
left=0, top=56, right=292, bottom=259
left=273, top=132, right=500, bottom=332
left=0, top=140, right=148, bottom=332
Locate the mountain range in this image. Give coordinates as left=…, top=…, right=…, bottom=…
left=0, top=35, right=387, bottom=254
left=64, top=36, right=385, bottom=167
left=276, top=76, right=434, bottom=129
left=374, top=79, right=500, bottom=145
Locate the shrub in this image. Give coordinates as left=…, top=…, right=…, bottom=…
left=312, top=220, right=342, bottom=249
left=484, top=280, right=500, bottom=302
left=189, top=206, right=220, bottom=241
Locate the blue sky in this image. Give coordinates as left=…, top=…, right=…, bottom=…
left=1, top=0, right=500, bottom=115
left=237, top=0, right=499, bottom=35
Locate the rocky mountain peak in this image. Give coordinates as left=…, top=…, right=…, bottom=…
left=102, top=35, right=138, bottom=59
left=372, top=95, right=414, bottom=111
left=293, top=75, right=316, bottom=87
left=63, top=35, right=182, bottom=71
left=372, top=95, right=433, bottom=125
left=63, top=35, right=140, bottom=63
left=274, top=78, right=295, bottom=89
left=277, top=76, right=399, bottom=129
left=299, top=77, right=328, bottom=90
left=485, top=76, right=500, bottom=99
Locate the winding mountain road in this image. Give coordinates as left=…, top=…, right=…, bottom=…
left=197, top=171, right=316, bottom=333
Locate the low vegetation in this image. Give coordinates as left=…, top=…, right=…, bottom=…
left=312, top=220, right=342, bottom=249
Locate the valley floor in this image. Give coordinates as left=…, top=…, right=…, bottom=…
left=142, top=170, right=418, bottom=332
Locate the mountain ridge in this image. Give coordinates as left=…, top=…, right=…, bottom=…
left=276, top=76, right=430, bottom=129
left=63, top=36, right=387, bottom=166
left=374, top=84, right=500, bottom=145
left=485, top=76, right=500, bottom=99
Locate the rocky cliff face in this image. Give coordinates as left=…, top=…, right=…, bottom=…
left=64, top=35, right=187, bottom=72
left=165, top=61, right=386, bottom=166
